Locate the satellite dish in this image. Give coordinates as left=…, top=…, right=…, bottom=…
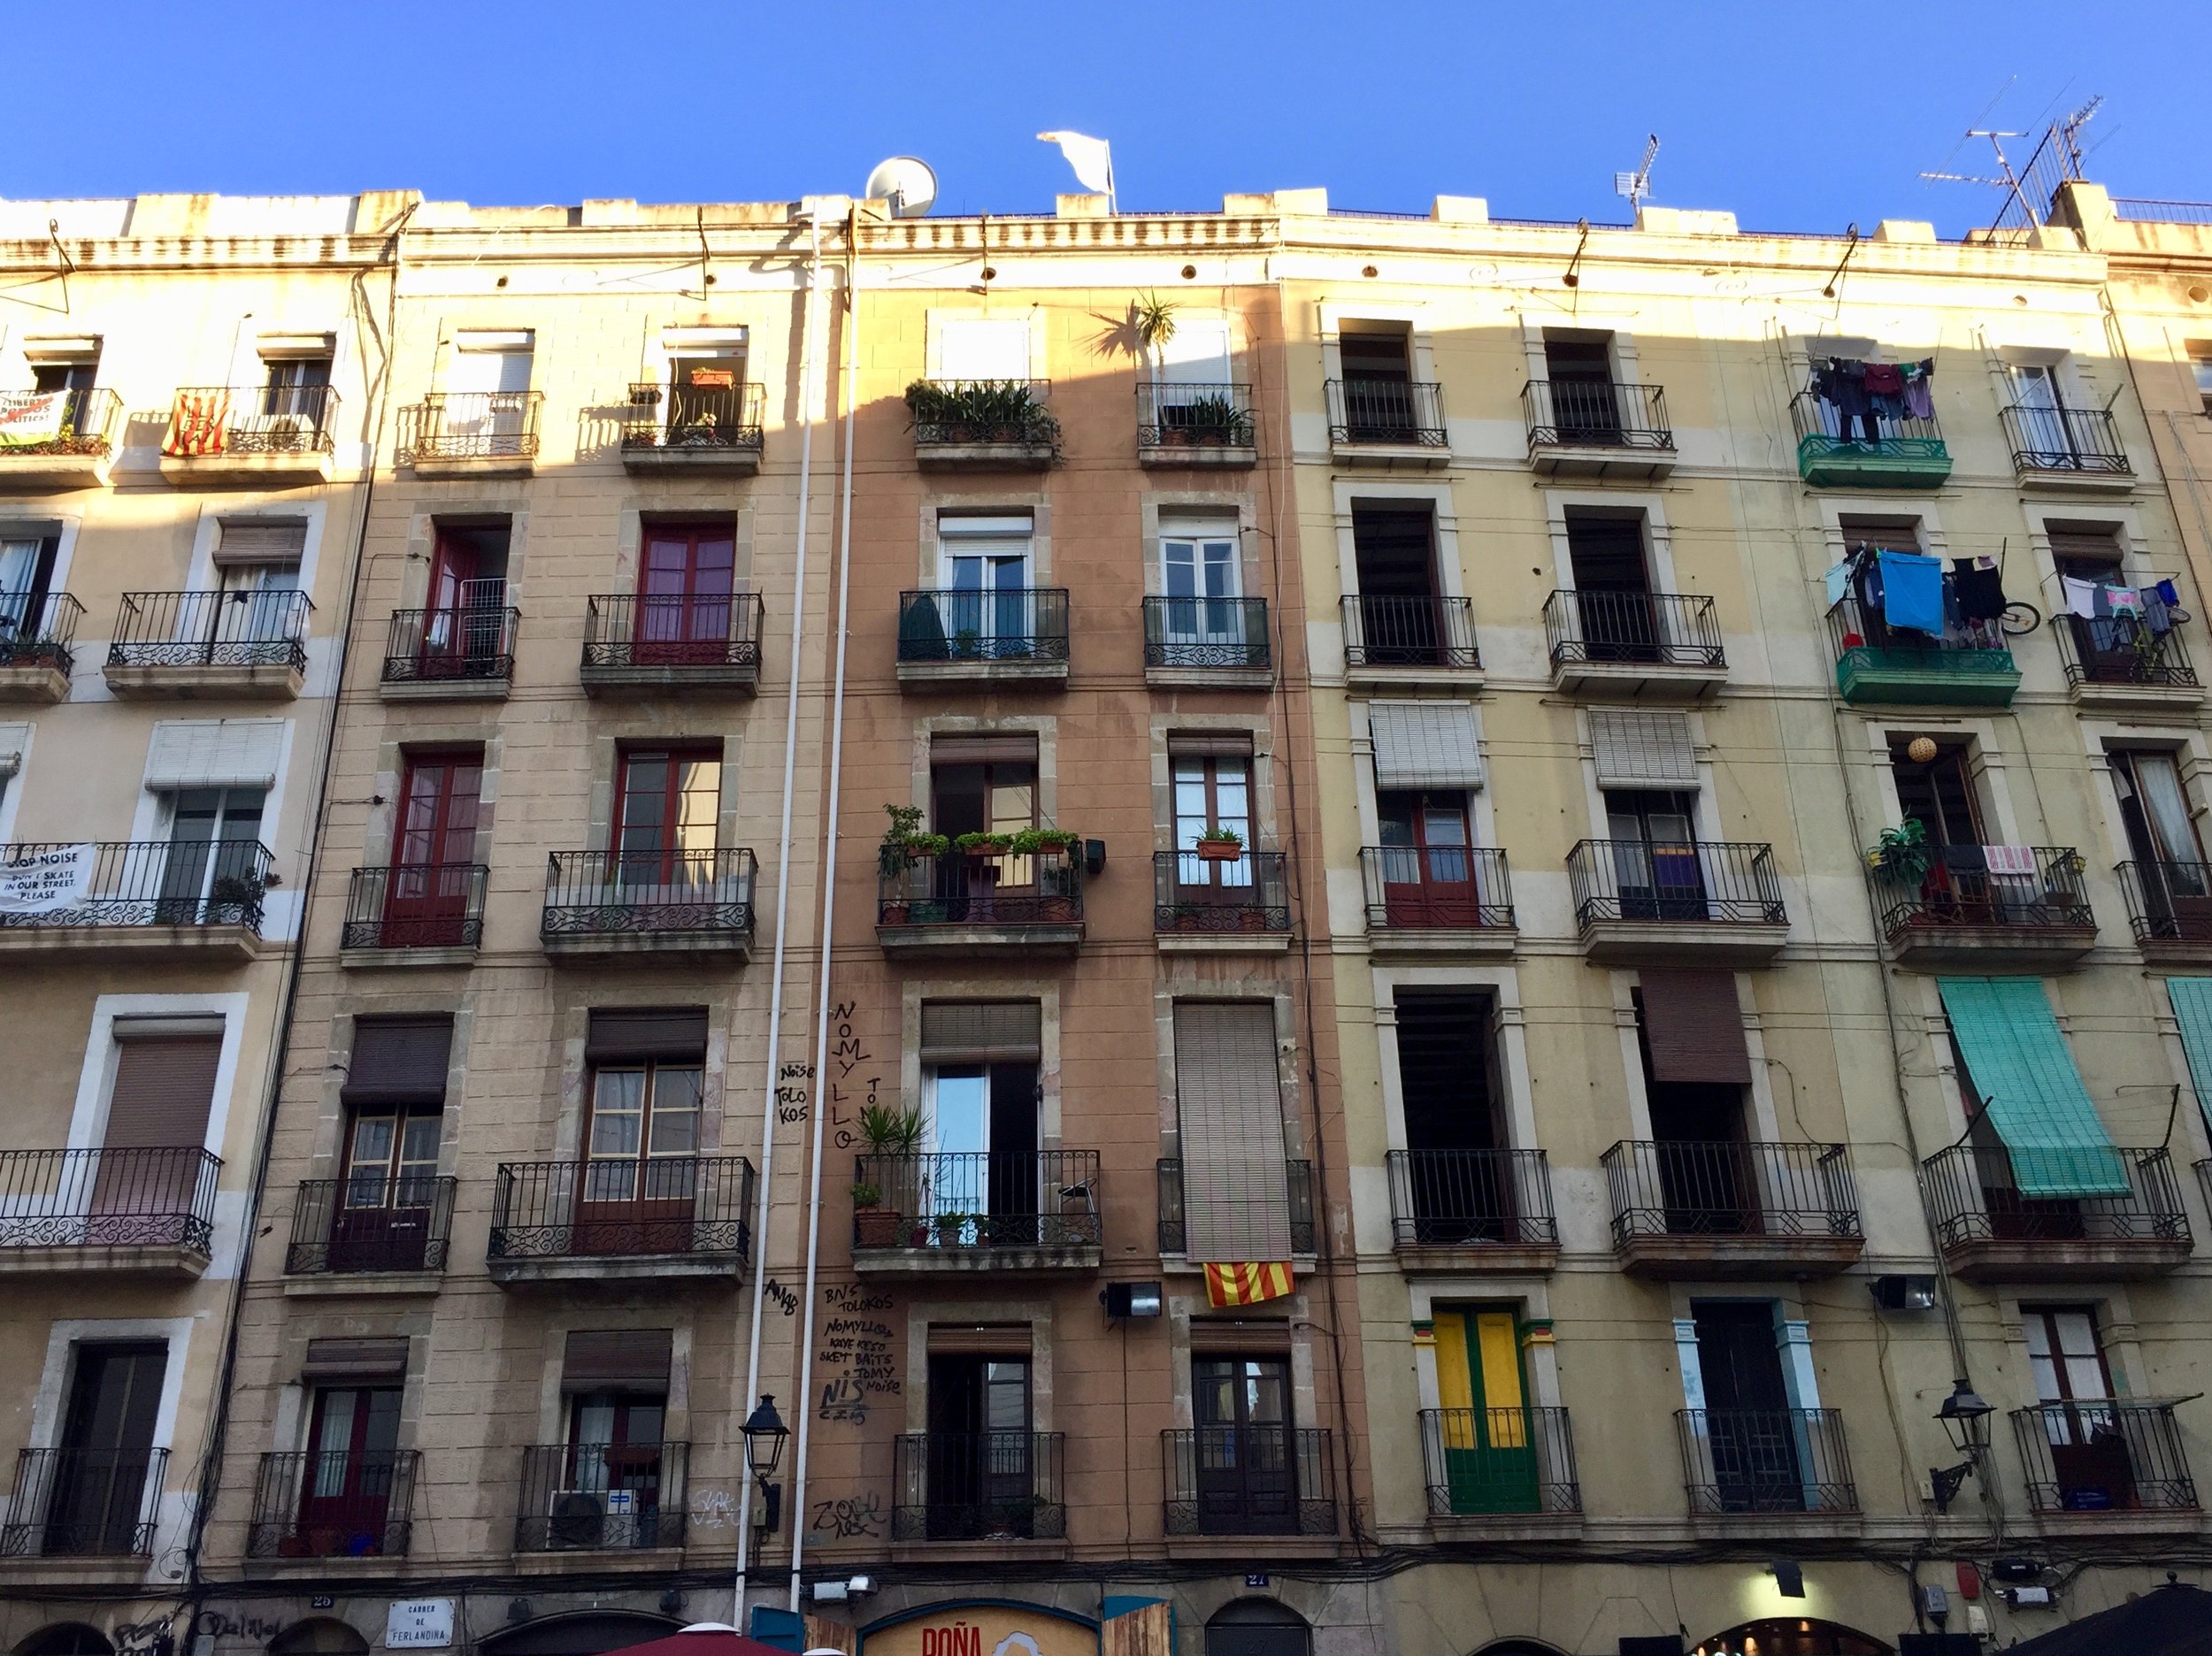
left=864, top=156, right=938, bottom=218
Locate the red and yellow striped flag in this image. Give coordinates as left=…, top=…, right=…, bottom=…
left=1202, top=1261, right=1294, bottom=1308
left=163, top=389, right=231, bottom=456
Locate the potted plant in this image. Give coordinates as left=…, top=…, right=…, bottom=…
left=850, top=1181, right=902, bottom=1249
left=208, top=870, right=269, bottom=922
left=1195, top=825, right=1246, bottom=862
left=858, top=1102, right=926, bottom=1244
left=933, top=1210, right=972, bottom=1248
left=953, top=831, right=1015, bottom=860
left=878, top=805, right=948, bottom=924
left=951, top=625, right=983, bottom=660
left=1009, top=827, right=1080, bottom=858
left=1867, top=817, right=1932, bottom=882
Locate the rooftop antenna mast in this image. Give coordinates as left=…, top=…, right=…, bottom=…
left=1921, top=96, right=2101, bottom=229
left=1615, top=134, right=1659, bottom=212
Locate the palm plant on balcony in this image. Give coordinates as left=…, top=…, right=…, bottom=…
left=1161, top=392, right=1254, bottom=448
left=905, top=379, right=1061, bottom=450
left=855, top=1104, right=925, bottom=1248
left=1133, top=292, right=1178, bottom=352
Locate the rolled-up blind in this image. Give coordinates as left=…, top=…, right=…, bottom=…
left=1166, top=732, right=1256, bottom=759
left=1639, top=971, right=1750, bottom=1085
left=142, top=719, right=286, bottom=790
left=302, top=1337, right=410, bottom=1381
left=919, top=1001, right=1041, bottom=1062
left=562, top=1328, right=673, bottom=1392
left=585, top=1008, right=708, bottom=1063
left=1174, top=1001, right=1292, bottom=1261
left=104, top=1029, right=222, bottom=1149
left=213, top=519, right=308, bottom=564
left=1938, top=977, right=2129, bottom=1199
left=1185, top=1319, right=1293, bottom=1355
left=1370, top=702, right=1483, bottom=790
left=1590, top=709, right=1696, bottom=789
left=1837, top=517, right=1924, bottom=555
left=930, top=733, right=1038, bottom=765
left=926, top=1323, right=1031, bottom=1354
left=342, top=1016, right=453, bottom=1106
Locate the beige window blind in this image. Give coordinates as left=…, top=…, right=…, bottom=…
left=213, top=519, right=308, bottom=564
left=561, top=1328, right=673, bottom=1392
left=1166, top=731, right=1256, bottom=759
left=1837, top=516, right=1924, bottom=555
left=930, top=733, right=1038, bottom=765
left=1590, top=709, right=1697, bottom=790
left=104, top=1029, right=222, bottom=1149
left=926, top=1323, right=1033, bottom=1354
left=301, top=1336, right=410, bottom=1382
left=142, top=719, right=285, bottom=791
left=919, top=1001, right=1041, bottom=1062
left=584, top=1008, right=708, bottom=1064
left=1370, top=702, right=1484, bottom=790
left=1173, top=1001, right=1292, bottom=1261
left=342, top=1016, right=454, bottom=1107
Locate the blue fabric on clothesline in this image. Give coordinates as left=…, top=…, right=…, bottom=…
left=1878, top=549, right=1947, bottom=634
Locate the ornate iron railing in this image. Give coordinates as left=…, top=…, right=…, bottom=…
left=1419, top=1407, right=1580, bottom=1516
left=1545, top=589, right=1722, bottom=670
left=1163, top=1427, right=1336, bottom=1535
left=1153, top=850, right=1289, bottom=933
left=852, top=1151, right=1100, bottom=1253
left=878, top=846, right=1083, bottom=929
left=285, top=1177, right=456, bottom=1275
left=0, top=387, right=122, bottom=456
left=1142, top=595, right=1270, bottom=671
left=340, top=863, right=488, bottom=951
left=1568, top=840, right=1786, bottom=928
left=1601, top=1141, right=1862, bottom=1245
left=2012, top=1400, right=2198, bottom=1514
left=542, top=847, right=757, bottom=943
left=1360, top=846, right=1514, bottom=930
left=581, top=592, right=764, bottom=672
left=0, top=591, right=82, bottom=673
left=1678, top=1408, right=1856, bottom=1515
left=488, top=1156, right=756, bottom=1264
left=249, top=1450, right=419, bottom=1558
left=621, top=380, right=764, bottom=456
left=110, top=589, right=310, bottom=671
left=166, top=384, right=338, bottom=455
left=381, top=602, right=518, bottom=684
left=1136, top=382, right=1256, bottom=450
left=516, top=1441, right=687, bottom=1552
left=896, top=588, right=1069, bottom=664
left=1790, top=386, right=1944, bottom=449
left=1340, top=594, right=1479, bottom=669
left=2053, top=610, right=2198, bottom=690
left=2001, top=402, right=2131, bottom=476
left=1386, top=1149, right=1556, bottom=1248
left=2117, top=859, right=2212, bottom=946
left=1522, top=380, right=1671, bottom=452
left=893, top=1432, right=1066, bottom=1540
left=1326, top=379, right=1446, bottom=446
left=1, top=1447, right=168, bottom=1557
left=0, top=840, right=272, bottom=932
left=0, top=1146, right=220, bottom=1253
left=1156, top=1158, right=1314, bottom=1254
left=1867, top=843, right=2093, bottom=939
left=398, top=391, right=541, bottom=464
left=1923, top=1143, right=2188, bottom=1250
left=907, top=380, right=1058, bottom=449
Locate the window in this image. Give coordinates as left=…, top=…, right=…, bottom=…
left=31, top=360, right=98, bottom=396
left=1606, top=789, right=1703, bottom=921
left=382, top=751, right=482, bottom=947
left=614, top=747, right=720, bottom=881
left=550, top=1328, right=674, bottom=1549
left=919, top=1001, right=1041, bottom=1238
left=1543, top=331, right=1623, bottom=441
left=1153, top=318, right=1233, bottom=421
left=1393, top=992, right=1512, bottom=1241
left=1160, top=518, right=1240, bottom=602
left=1633, top=976, right=1758, bottom=1235
left=582, top=1055, right=703, bottom=1204
left=261, top=355, right=332, bottom=421
left=299, top=1384, right=403, bottom=1547
left=157, top=786, right=266, bottom=922
left=0, top=531, right=59, bottom=652
left=1689, top=1300, right=1802, bottom=1513
left=2024, top=1305, right=2137, bottom=1509
left=635, top=522, right=735, bottom=662
left=211, top=519, right=306, bottom=644
left=936, top=318, right=1031, bottom=382
left=927, top=734, right=1043, bottom=912
left=1172, top=748, right=1253, bottom=892
left=2193, top=351, right=2212, bottom=416
left=48, top=1341, right=166, bottom=1556
left=419, top=523, right=510, bottom=670
left=98, top=1024, right=221, bottom=1236
left=660, top=333, right=747, bottom=437
left=1173, top=1002, right=1292, bottom=1259
left=1348, top=504, right=1445, bottom=663
left=1191, top=1354, right=1297, bottom=1533
left=924, top=1353, right=1037, bottom=1537
left=935, top=513, right=1034, bottom=648
left=1887, top=739, right=1982, bottom=845
left=1429, top=1306, right=1538, bottom=1513
left=445, top=334, right=533, bottom=398
left=331, top=1017, right=451, bottom=1270
left=2112, top=749, right=2212, bottom=934
left=1337, top=325, right=1419, bottom=442
left=1376, top=791, right=1479, bottom=921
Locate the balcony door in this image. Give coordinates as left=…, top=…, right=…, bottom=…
left=664, top=349, right=747, bottom=443
left=1350, top=505, right=1442, bottom=663
left=332, top=1106, right=441, bottom=1272
left=296, top=1385, right=400, bottom=1554
left=2113, top=749, right=2212, bottom=935
left=382, top=754, right=480, bottom=946
left=1543, top=334, right=1622, bottom=443
left=1693, top=1301, right=1802, bottom=1513
left=1159, top=523, right=1244, bottom=651
left=1565, top=510, right=1658, bottom=661
left=1607, top=789, right=1706, bottom=920
left=156, top=786, right=265, bottom=924
left=931, top=754, right=1037, bottom=914
left=578, top=1059, right=702, bottom=1254
left=419, top=525, right=508, bottom=675
left=1339, top=328, right=1416, bottom=441
left=923, top=1061, right=1039, bottom=1244
left=1432, top=1308, right=1537, bottom=1513
left=635, top=524, right=734, bottom=664
left=614, top=747, right=720, bottom=893
left=1193, top=1355, right=1295, bottom=1534
left=1639, top=996, right=1757, bottom=1238
left=2008, top=363, right=2079, bottom=459
left=2024, top=1305, right=2134, bottom=1510
left=90, top=1029, right=219, bottom=1246
left=1394, top=990, right=1509, bottom=1243
left=938, top=516, right=1033, bottom=658
left=1172, top=753, right=1254, bottom=900
left=925, top=1355, right=1034, bottom=1538
left=49, top=1342, right=165, bottom=1555
left=1378, top=791, right=1480, bottom=925
left=0, top=533, right=57, bottom=659
left=557, top=1392, right=665, bottom=1547
left=216, top=553, right=303, bottom=656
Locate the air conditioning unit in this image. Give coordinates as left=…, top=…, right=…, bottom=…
left=547, top=1488, right=606, bottom=1550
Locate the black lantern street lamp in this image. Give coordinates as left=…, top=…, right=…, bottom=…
left=1931, top=1378, right=1994, bottom=1511
left=742, top=1395, right=790, bottom=1535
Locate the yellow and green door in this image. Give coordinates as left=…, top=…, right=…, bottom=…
left=1432, top=1308, right=1539, bottom=1513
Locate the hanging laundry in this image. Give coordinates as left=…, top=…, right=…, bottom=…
left=1878, top=549, right=1947, bottom=634
left=1902, top=358, right=1937, bottom=420
left=1824, top=561, right=1851, bottom=608
left=1984, top=845, right=2039, bottom=878
left=1951, top=558, right=2008, bottom=623
left=1863, top=361, right=1907, bottom=423
left=2144, top=589, right=2175, bottom=636
left=2061, top=576, right=2100, bottom=619
left=2156, top=578, right=2181, bottom=607
left=1818, top=358, right=1880, bottom=442
left=2108, top=585, right=2144, bottom=615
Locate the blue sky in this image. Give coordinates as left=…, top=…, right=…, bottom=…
left=7, top=1, right=2208, bottom=236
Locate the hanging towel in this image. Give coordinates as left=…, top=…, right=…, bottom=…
left=2156, top=578, right=2181, bottom=607
left=1824, top=561, right=1850, bottom=608
left=1983, top=844, right=2039, bottom=877
left=2145, top=590, right=2174, bottom=636
left=1878, top=549, right=1947, bottom=634
left=1863, top=362, right=1904, bottom=396
left=1952, top=559, right=2007, bottom=623
left=2062, top=575, right=2099, bottom=619
left=2108, top=585, right=2144, bottom=615
left=1902, top=360, right=1936, bottom=419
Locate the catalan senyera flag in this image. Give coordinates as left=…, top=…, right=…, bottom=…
left=1202, top=1261, right=1294, bottom=1308
left=162, top=389, right=231, bottom=456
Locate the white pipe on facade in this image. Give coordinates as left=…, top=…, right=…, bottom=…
left=736, top=207, right=824, bottom=1624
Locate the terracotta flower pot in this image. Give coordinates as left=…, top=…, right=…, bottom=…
left=854, top=1208, right=904, bottom=1248
left=1196, top=840, right=1243, bottom=863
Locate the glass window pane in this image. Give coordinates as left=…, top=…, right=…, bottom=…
left=589, top=1070, right=645, bottom=1156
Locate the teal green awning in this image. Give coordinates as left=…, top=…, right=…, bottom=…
left=1938, top=977, right=2131, bottom=1198
left=2165, top=978, right=2212, bottom=1139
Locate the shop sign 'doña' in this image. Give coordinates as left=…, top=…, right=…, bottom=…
left=865, top=1608, right=1093, bottom=1656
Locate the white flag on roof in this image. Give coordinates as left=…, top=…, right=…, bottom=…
left=1037, top=131, right=1114, bottom=200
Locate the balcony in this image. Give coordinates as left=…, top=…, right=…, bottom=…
left=105, top=589, right=311, bottom=699
left=1678, top=1408, right=1857, bottom=1518
left=248, top=1449, right=419, bottom=1559
left=579, top=593, right=764, bottom=697
left=908, top=380, right=1058, bottom=472
left=380, top=601, right=518, bottom=701
left=893, top=1432, right=1066, bottom=1543
left=1325, top=379, right=1448, bottom=466
left=0, top=1147, right=220, bottom=1276
left=1789, top=388, right=1950, bottom=489
left=1826, top=591, right=2019, bottom=707
left=2119, top=861, right=2212, bottom=960
left=0, top=593, right=82, bottom=702
left=0, top=840, right=273, bottom=961
left=1, top=1447, right=168, bottom=1558
left=2001, top=402, right=2133, bottom=491
left=516, top=1441, right=686, bottom=1552
left=0, top=388, right=123, bottom=490
left=1543, top=589, right=1724, bottom=696
left=2012, top=1401, right=2199, bottom=1522
left=877, top=845, right=1084, bottom=957
left=1158, top=1158, right=1315, bottom=1254
left=1385, top=1148, right=1558, bottom=1269
left=1358, top=847, right=1515, bottom=954
left=619, top=380, right=764, bottom=475
left=1141, top=595, right=1271, bottom=688
left=1340, top=594, right=1479, bottom=681
left=158, top=385, right=338, bottom=486
left=1566, top=840, right=1788, bottom=964
left=1923, top=1143, right=2191, bottom=1282
left=851, top=1151, right=1101, bottom=1275
left=339, top=863, right=488, bottom=967
left=2053, top=610, right=2202, bottom=713
left=1153, top=851, right=1290, bottom=952
left=896, top=588, right=1069, bottom=687
left=284, top=1177, right=457, bottom=1280
left=541, top=848, right=757, bottom=962
left=488, top=1156, right=756, bottom=1284
left=1163, top=1428, right=1337, bottom=1536
left=397, top=391, right=541, bottom=478
left=1601, top=1141, right=1864, bottom=1278
left=1136, top=382, right=1256, bottom=468
left=1868, top=843, right=2096, bottom=970
left=1522, top=380, right=1675, bottom=479
left=1419, top=1407, right=1580, bottom=1521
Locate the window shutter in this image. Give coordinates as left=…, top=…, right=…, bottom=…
left=1589, top=709, right=1697, bottom=789
left=937, top=318, right=1032, bottom=381
left=929, top=733, right=1039, bottom=765
left=1187, top=1320, right=1294, bottom=1355
left=213, top=519, right=308, bottom=564
left=1173, top=1002, right=1292, bottom=1261
left=2047, top=524, right=2123, bottom=562
left=1370, top=702, right=1484, bottom=790
left=342, top=1016, right=454, bottom=1107
left=103, top=1029, right=221, bottom=1149
left=1158, top=319, right=1233, bottom=385
left=1938, top=977, right=2130, bottom=1199
left=1639, top=971, right=1751, bottom=1085
left=1836, top=517, right=1923, bottom=555
left=301, top=1337, right=410, bottom=1382
left=926, top=1323, right=1032, bottom=1354
left=142, top=719, right=285, bottom=791
left=1166, top=732, right=1255, bottom=759
left=584, top=1008, right=708, bottom=1064
left=919, top=1001, right=1041, bottom=1062
left=561, top=1328, right=673, bottom=1392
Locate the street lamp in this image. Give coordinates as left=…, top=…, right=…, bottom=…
left=1931, top=1378, right=1994, bottom=1511
left=743, top=1394, right=790, bottom=1535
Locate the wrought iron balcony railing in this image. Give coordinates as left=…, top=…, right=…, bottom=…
left=1163, top=1427, right=1336, bottom=1535
left=1386, top=1148, right=1557, bottom=1248
left=516, top=1441, right=686, bottom=1552
left=1522, top=380, right=1672, bottom=452
left=1601, top=1141, right=1862, bottom=1245
left=340, top=863, right=488, bottom=951
left=2118, top=859, right=2212, bottom=947
left=0, top=1447, right=168, bottom=1557
left=1825, top=588, right=2018, bottom=693
left=907, top=380, right=1058, bottom=450
left=878, top=846, right=1083, bottom=930
left=0, top=840, right=273, bottom=933
left=852, top=1152, right=1100, bottom=1254
left=166, top=385, right=339, bottom=455
left=1419, top=1407, right=1580, bottom=1516
left=0, top=387, right=122, bottom=456
left=381, top=599, right=518, bottom=684
left=2054, top=610, right=2199, bottom=692
left=1923, top=1143, right=2189, bottom=1251
left=1678, top=1408, right=1856, bottom=1515
left=1136, top=381, right=1256, bottom=451
left=398, top=391, right=541, bottom=464
left=110, top=589, right=310, bottom=671
left=621, top=380, right=764, bottom=456
left=897, top=588, right=1070, bottom=664
left=1545, top=589, right=1722, bottom=670
left=1360, top=846, right=1515, bottom=931
left=581, top=592, right=764, bottom=672
left=0, top=592, right=83, bottom=673
left=285, top=1177, right=457, bottom=1275
left=1157, top=1158, right=1314, bottom=1254
left=0, top=1146, right=220, bottom=1254
left=2001, top=402, right=2131, bottom=476
left=892, top=1431, right=1066, bottom=1541
left=2011, top=1400, right=2198, bottom=1514
left=489, top=1156, right=756, bottom=1265
left=1340, top=594, right=1479, bottom=669
left=1142, top=595, right=1270, bottom=671
left=249, top=1449, right=419, bottom=1558
left=1568, top=840, right=1786, bottom=928
left=542, top=848, right=757, bottom=944
left=1326, top=379, right=1446, bottom=447
left=1789, top=387, right=1944, bottom=450
left=1867, top=843, right=2093, bottom=939
left=1153, top=850, right=1289, bottom=934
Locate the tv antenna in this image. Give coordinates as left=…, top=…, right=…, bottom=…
left=1615, top=134, right=1659, bottom=211
left=1921, top=96, right=2101, bottom=230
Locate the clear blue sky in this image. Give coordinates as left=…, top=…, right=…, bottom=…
left=7, top=1, right=2208, bottom=236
